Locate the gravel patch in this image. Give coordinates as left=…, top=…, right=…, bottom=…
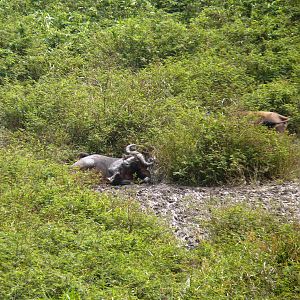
left=95, top=181, right=300, bottom=248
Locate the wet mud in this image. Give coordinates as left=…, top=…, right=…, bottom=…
left=95, top=181, right=300, bottom=248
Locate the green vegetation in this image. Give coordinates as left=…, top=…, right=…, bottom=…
left=1, top=0, right=300, bottom=183
left=0, top=146, right=189, bottom=299
left=1, top=147, right=299, bottom=299
left=0, top=0, right=299, bottom=298
left=189, top=205, right=300, bottom=299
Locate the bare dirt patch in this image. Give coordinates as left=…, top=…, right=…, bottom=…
left=95, top=181, right=300, bottom=248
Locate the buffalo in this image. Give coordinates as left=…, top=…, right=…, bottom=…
left=240, top=111, right=289, bottom=133
left=72, top=144, right=154, bottom=185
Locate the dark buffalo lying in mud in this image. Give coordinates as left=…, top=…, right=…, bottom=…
left=240, top=111, right=289, bottom=133
left=72, top=144, right=154, bottom=185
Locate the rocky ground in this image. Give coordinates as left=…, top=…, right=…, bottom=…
left=95, top=181, right=300, bottom=248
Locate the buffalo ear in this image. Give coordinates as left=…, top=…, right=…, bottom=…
left=78, top=152, right=89, bottom=159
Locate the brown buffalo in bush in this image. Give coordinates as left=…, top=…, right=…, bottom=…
left=240, top=111, right=289, bottom=133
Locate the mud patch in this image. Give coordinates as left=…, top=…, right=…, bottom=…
left=95, top=181, right=300, bottom=248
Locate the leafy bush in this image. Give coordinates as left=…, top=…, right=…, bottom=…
left=0, top=0, right=299, bottom=298
left=0, top=145, right=190, bottom=299
left=1, top=69, right=299, bottom=185
left=0, top=0, right=299, bottom=183
left=187, top=205, right=300, bottom=299
left=0, top=145, right=299, bottom=299
left=0, top=74, right=161, bottom=154
left=89, top=14, right=195, bottom=69
left=241, top=79, right=300, bottom=134
left=156, top=112, right=300, bottom=185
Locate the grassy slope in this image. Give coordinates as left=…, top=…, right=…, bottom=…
left=0, top=0, right=299, bottom=184
left=0, top=0, right=299, bottom=298
left=0, top=146, right=299, bottom=299
left=0, top=146, right=190, bottom=299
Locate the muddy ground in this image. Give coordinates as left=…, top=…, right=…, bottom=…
left=95, top=181, right=300, bottom=248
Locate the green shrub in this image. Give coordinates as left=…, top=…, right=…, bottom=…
left=1, top=71, right=299, bottom=185
left=0, top=0, right=299, bottom=184
left=0, top=0, right=299, bottom=298
left=187, top=205, right=300, bottom=299
left=89, top=14, right=195, bottom=69
left=0, top=145, right=190, bottom=299
left=241, top=79, right=300, bottom=134
left=0, top=144, right=299, bottom=299
left=156, top=112, right=300, bottom=185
